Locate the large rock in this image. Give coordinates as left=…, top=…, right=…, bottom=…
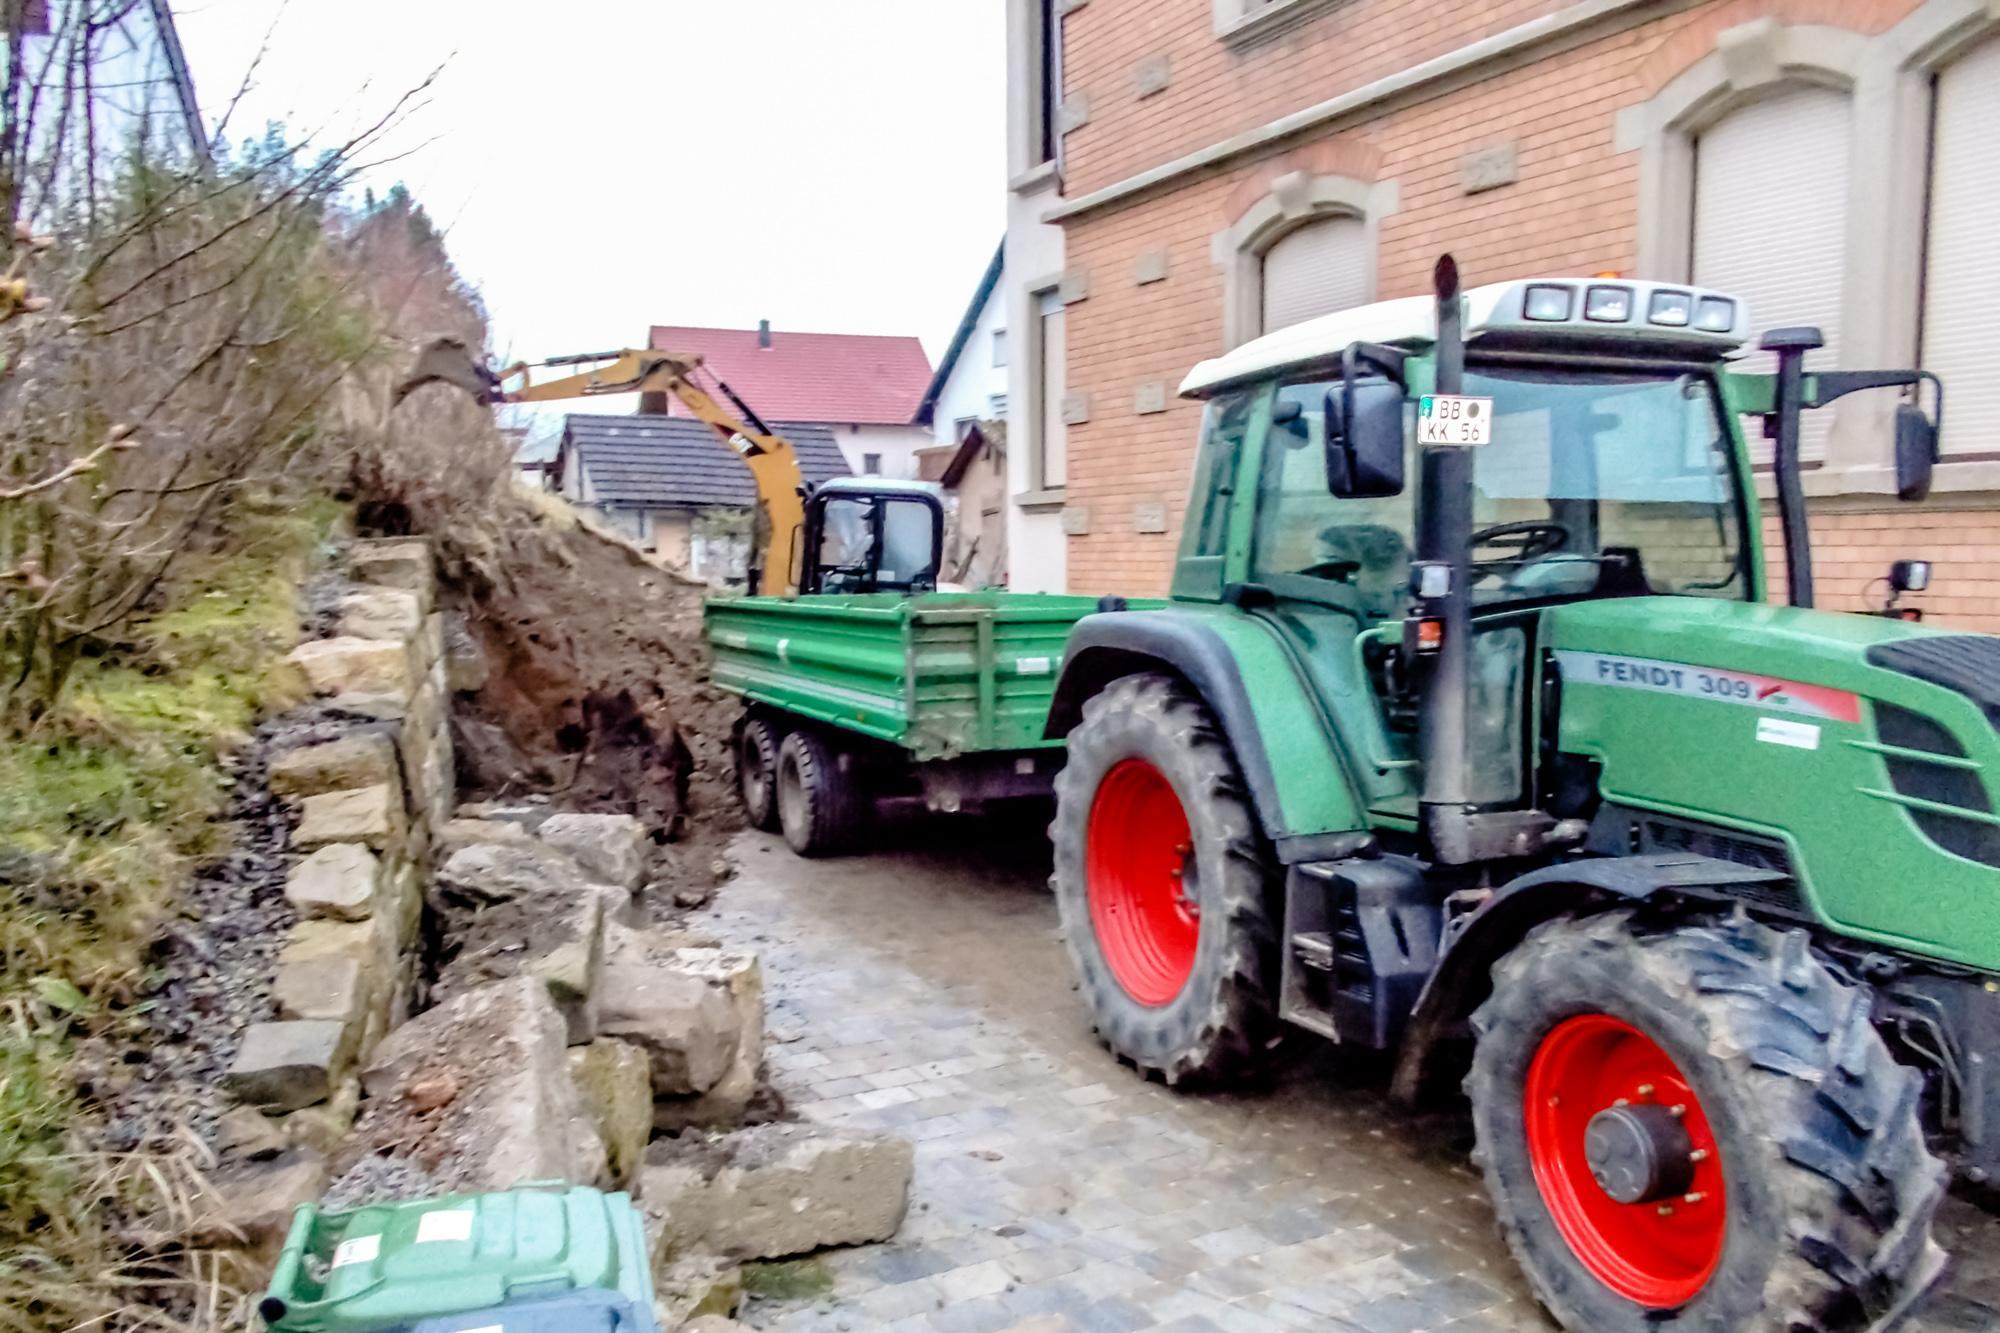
left=215, top=1105, right=287, bottom=1162
left=348, top=977, right=605, bottom=1194
left=280, top=914, right=398, bottom=1037
left=272, top=954, right=366, bottom=1031
left=350, top=538, right=435, bottom=612
left=457, top=801, right=554, bottom=834
left=337, top=587, right=423, bottom=642
left=569, top=1038, right=652, bottom=1187
left=436, top=841, right=608, bottom=904
left=188, top=1150, right=327, bottom=1261
left=223, top=1021, right=350, bottom=1112
left=538, top=813, right=648, bottom=892
left=525, top=887, right=610, bottom=1044
left=639, top=1124, right=913, bottom=1261
left=653, top=1257, right=743, bottom=1328
left=268, top=732, right=398, bottom=798
left=285, top=842, right=384, bottom=922
left=433, top=817, right=533, bottom=861
left=595, top=952, right=756, bottom=1098
left=295, top=783, right=406, bottom=854
left=285, top=1075, right=361, bottom=1154
left=649, top=951, right=764, bottom=1135
left=287, top=636, right=414, bottom=705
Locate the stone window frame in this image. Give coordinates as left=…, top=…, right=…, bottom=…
left=1622, top=3, right=2000, bottom=497
left=1213, top=0, right=1352, bottom=47
left=1212, top=170, right=1398, bottom=351
left=1016, top=272, right=1068, bottom=510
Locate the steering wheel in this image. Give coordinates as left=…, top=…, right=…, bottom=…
left=1470, top=520, right=1569, bottom=565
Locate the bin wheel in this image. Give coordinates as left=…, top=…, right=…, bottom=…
left=737, top=715, right=783, bottom=832
left=775, top=728, right=867, bottom=857
left=1051, top=672, right=1280, bottom=1085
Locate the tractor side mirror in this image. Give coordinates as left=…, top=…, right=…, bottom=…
left=1895, top=403, right=1937, bottom=502
left=1326, top=379, right=1405, bottom=498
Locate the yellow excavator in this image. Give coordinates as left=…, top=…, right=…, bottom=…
left=397, top=341, right=806, bottom=595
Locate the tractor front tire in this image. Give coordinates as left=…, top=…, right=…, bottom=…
left=1468, top=909, right=1947, bottom=1333
left=1051, top=672, right=1280, bottom=1086
left=737, top=713, right=784, bottom=832
left=775, top=728, right=867, bottom=857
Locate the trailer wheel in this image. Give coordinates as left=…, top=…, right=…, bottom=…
left=1468, top=909, right=1947, bottom=1333
left=1051, top=672, right=1279, bottom=1085
left=737, top=714, right=784, bottom=832
left=775, top=728, right=866, bottom=857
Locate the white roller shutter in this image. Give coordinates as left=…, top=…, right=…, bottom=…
left=1693, top=86, right=1851, bottom=463
left=1925, top=38, right=2000, bottom=458
left=1261, top=215, right=1369, bottom=334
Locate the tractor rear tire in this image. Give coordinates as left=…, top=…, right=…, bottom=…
left=1051, top=672, right=1280, bottom=1086
left=737, top=714, right=784, bottom=832
left=775, top=728, right=867, bottom=857
left=1468, top=908, right=1947, bottom=1333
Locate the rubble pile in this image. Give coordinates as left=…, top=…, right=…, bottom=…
left=186, top=536, right=913, bottom=1330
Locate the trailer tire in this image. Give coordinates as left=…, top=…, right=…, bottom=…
left=1468, top=909, right=1947, bottom=1333
left=775, top=728, right=867, bottom=857
left=1051, top=672, right=1279, bottom=1085
left=737, top=714, right=784, bottom=832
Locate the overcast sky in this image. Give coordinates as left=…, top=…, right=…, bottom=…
left=173, top=0, right=1007, bottom=378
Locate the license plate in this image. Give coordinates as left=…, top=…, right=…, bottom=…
left=1419, top=395, right=1493, bottom=445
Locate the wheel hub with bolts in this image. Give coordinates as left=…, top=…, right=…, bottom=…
left=1525, top=1014, right=1725, bottom=1307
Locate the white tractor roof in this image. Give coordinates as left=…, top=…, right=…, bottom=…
left=1179, top=278, right=1754, bottom=398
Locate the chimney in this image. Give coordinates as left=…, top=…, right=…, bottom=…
left=758, top=319, right=771, bottom=349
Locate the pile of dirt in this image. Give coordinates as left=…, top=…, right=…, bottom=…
left=427, top=504, right=745, bottom=896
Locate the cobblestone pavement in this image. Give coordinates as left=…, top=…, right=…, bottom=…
left=701, top=821, right=2000, bottom=1333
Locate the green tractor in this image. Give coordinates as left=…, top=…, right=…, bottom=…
left=1044, top=257, right=1985, bottom=1332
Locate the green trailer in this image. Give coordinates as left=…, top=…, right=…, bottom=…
left=703, top=485, right=1151, bottom=853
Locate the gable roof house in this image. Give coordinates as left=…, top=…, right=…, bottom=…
left=649, top=323, right=934, bottom=481
left=913, top=242, right=1009, bottom=588
left=552, top=416, right=849, bottom=580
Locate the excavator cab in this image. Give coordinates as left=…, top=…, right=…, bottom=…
left=796, top=478, right=946, bottom=595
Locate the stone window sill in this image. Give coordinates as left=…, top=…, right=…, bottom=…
left=1216, top=0, right=1351, bottom=47
left=1014, top=487, right=1067, bottom=512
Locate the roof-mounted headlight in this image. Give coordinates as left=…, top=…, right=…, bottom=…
left=1585, top=285, right=1633, bottom=322
left=1523, top=284, right=1573, bottom=321
left=1647, top=290, right=1692, bottom=326
left=1694, top=296, right=1736, bottom=332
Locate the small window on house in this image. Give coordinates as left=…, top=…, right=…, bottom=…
left=1034, top=0, right=1060, bottom=166
left=1692, top=85, right=1851, bottom=464
left=954, top=417, right=978, bottom=443
left=992, top=329, right=1008, bottom=367
left=989, top=392, right=1008, bottom=416
left=863, top=453, right=882, bottom=475
left=1923, top=38, right=2000, bottom=458
left=1261, top=215, right=1368, bottom=334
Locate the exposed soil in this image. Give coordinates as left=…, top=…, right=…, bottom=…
left=437, top=509, right=745, bottom=894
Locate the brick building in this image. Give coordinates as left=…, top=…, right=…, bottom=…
left=1004, top=0, right=2000, bottom=627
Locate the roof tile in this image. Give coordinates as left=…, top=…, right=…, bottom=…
left=561, top=415, right=849, bottom=509
left=649, top=325, right=933, bottom=426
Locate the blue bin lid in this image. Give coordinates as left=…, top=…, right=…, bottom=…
left=409, top=1288, right=658, bottom=1333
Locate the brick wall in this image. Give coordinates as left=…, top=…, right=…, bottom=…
left=1049, top=0, right=1992, bottom=618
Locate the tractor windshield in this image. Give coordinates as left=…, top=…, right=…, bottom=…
left=1461, top=367, right=1746, bottom=608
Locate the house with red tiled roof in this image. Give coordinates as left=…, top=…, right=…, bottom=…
left=648, top=322, right=935, bottom=481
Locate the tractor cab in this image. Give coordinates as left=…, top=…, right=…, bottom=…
left=796, top=477, right=947, bottom=595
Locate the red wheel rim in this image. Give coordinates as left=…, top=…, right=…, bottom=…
left=1525, top=1015, right=1727, bottom=1307
left=1086, top=759, right=1198, bottom=1006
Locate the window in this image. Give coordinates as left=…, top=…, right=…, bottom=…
left=1171, top=391, right=1255, bottom=600
left=1924, top=38, right=2000, bottom=458
left=1691, top=86, right=1851, bottom=463
left=862, top=453, right=882, bottom=475
left=1261, top=215, right=1368, bottom=334
left=1038, top=288, right=1067, bottom=487
left=1251, top=378, right=1416, bottom=620
left=989, top=392, right=1008, bottom=417
left=1033, top=0, right=1060, bottom=166
left=992, top=328, right=1008, bottom=368
left=1460, top=368, right=1745, bottom=607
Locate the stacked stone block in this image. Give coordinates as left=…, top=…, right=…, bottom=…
left=222, top=537, right=456, bottom=1149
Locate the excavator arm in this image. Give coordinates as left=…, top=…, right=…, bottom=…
left=398, top=343, right=805, bottom=596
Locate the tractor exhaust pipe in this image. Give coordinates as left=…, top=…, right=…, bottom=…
left=1761, top=327, right=1821, bottom=609
left=1418, top=255, right=1477, bottom=862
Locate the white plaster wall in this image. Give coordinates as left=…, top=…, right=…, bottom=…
left=828, top=423, right=932, bottom=480
left=932, top=281, right=1011, bottom=451
left=1004, top=177, right=1067, bottom=593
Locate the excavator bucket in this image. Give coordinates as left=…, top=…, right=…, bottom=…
left=394, top=338, right=502, bottom=407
